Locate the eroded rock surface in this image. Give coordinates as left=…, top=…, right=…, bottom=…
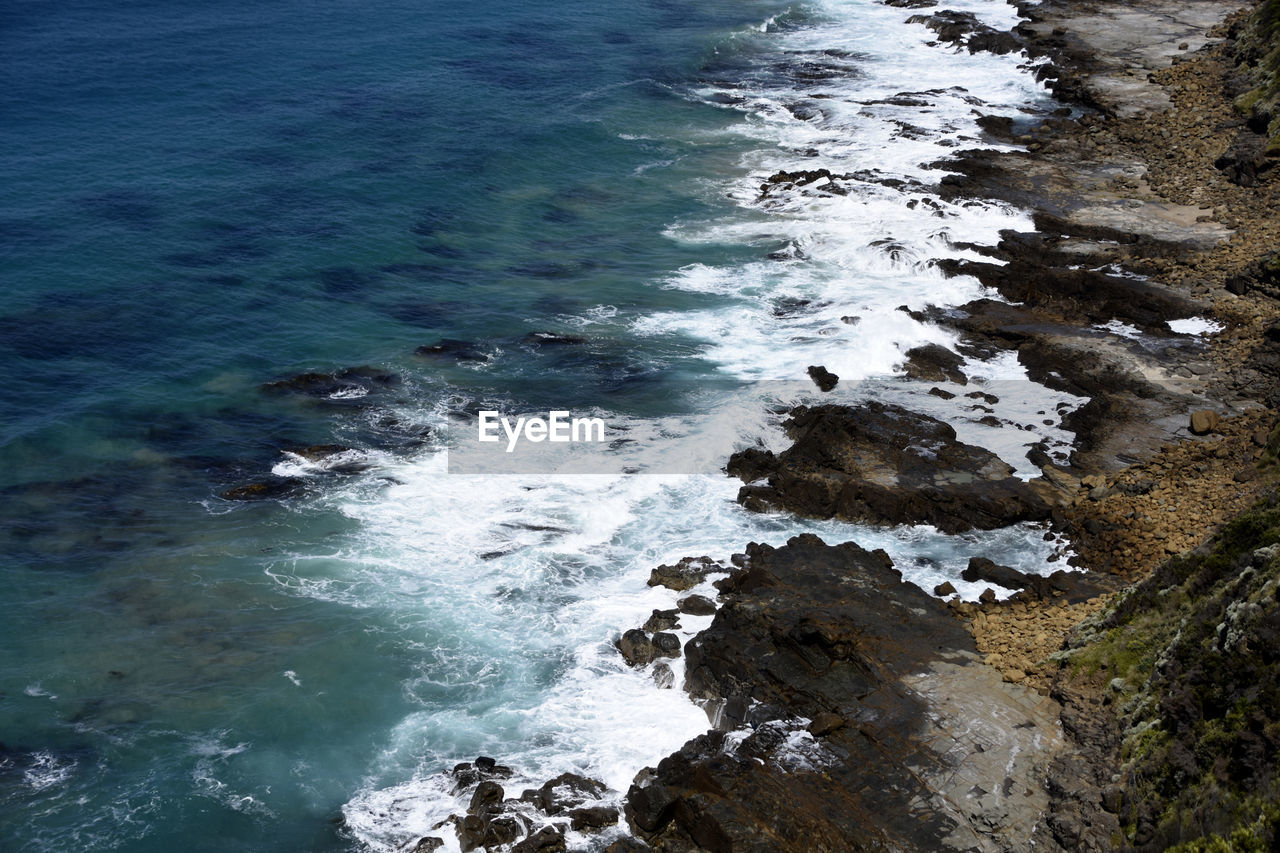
left=729, top=402, right=1056, bottom=533
left=625, top=535, right=1065, bottom=852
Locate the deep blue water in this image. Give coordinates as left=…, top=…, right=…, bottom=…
left=0, top=1, right=800, bottom=849
left=0, top=0, right=1059, bottom=849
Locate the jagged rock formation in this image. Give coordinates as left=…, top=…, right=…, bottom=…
left=728, top=403, right=1057, bottom=533
left=625, top=535, right=1065, bottom=852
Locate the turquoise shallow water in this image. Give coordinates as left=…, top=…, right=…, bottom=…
left=0, top=0, right=1063, bottom=849
left=0, top=1, right=807, bottom=848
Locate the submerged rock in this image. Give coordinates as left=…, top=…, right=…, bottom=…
left=415, top=338, right=489, bottom=362
left=260, top=366, right=399, bottom=399
left=521, top=332, right=587, bottom=347
left=219, top=478, right=305, bottom=501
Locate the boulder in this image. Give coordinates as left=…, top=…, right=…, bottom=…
left=901, top=342, right=967, bottom=384
left=643, top=609, right=681, bottom=632
left=535, top=772, right=607, bottom=815
left=677, top=595, right=717, bottom=616
left=512, top=826, right=566, bottom=853
left=962, top=557, right=1034, bottom=592
left=617, top=629, right=657, bottom=667
left=807, top=365, right=839, bottom=392
left=651, top=632, right=682, bottom=659
left=468, top=780, right=504, bottom=814
left=408, top=838, right=444, bottom=853
left=450, top=757, right=513, bottom=792
left=724, top=447, right=777, bottom=483
left=569, top=805, right=618, bottom=831
left=1189, top=409, right=1220, bottom=435
left=647, top=557, right=723, bottom=591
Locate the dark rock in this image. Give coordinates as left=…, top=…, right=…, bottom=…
left=512, top=826, right=566, bottom=853
left=928, top=386, right=956, bottom=399
left=604, top=840, right=651, bottom=853
left=569, top=805, right=618, bottom=831
left=481, top=816, right=524, bottom=849
left=220, top=478, right=305, bottom=501
left=647, top=557, right=723, bottom=591
left=456, top=815, right=486, bottom=852
left=617, top=629, right=657, bottom=667
left=906, top=10, right=1022, bottom=54
left=415, top=338, right=489, bottom=362
left=643, top=609, right=681, bottom=632
left=284, top=443, right=352, bottom=461
left=536, top=772, right=607, bottom=815
left=976, top=114, right=1016, bottom=139
left=522, top=332, right=587, bottom=347
left=807, top=712, right=845, bottom=736
left=468, top=780, right=504, bottom=814
left=628, top=534, right=1054, bottom=851
left=807, top=364, right=839, bottom=392
left=934, top=580, right=957, bottom=597
left=963, top=556, right=1034, bottom=591
left=450, top=757, right=513, bottom=792
left=408, top=838, right=444, bottom=853
left=724, top=447, right=776, bottom=483
left=676, top=594, right=717, bottom=616
left=650, top=632, right=682, bottom=659
left=979, top=587, right=998, bottom=604
left=726, top=402, right=1055, bottom=533
left=260, top=366, right=399, bottom=398
left=901, top=342, right=967, bottom=384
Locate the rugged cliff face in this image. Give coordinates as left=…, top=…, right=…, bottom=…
left=1232, top=0, right=1280, bottom=156
left=1054, top=474, right=1280, bottom=851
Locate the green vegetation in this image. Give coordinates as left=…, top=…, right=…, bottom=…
left=1064, top=493, right=1280, bottom=849
left=1235, top=0, right=1280, bottom=148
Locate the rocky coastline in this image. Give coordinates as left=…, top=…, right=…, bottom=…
left=397, top=0, right=1280, bottom=850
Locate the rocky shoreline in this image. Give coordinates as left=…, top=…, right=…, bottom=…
left=395, top=0, right=1280, bottom=850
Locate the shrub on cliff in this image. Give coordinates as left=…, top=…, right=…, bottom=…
left=1234, top=0, right=1280, bottom=155
left=1068, top=492, right=1280, bottom=850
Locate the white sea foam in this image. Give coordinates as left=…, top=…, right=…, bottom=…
left=23, top=751, right=76, bottom=792
left=1094, top=319, right=1143, bottom=339
left=1168, top=316, right=1224, bottom=336
left=330, top=1, right=1076, bottom=848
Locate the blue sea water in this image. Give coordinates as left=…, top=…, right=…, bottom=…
left=1, top=0, right=1068, bottom=850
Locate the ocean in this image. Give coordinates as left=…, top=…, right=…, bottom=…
left=1, top=0, right=1070, bottom=849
